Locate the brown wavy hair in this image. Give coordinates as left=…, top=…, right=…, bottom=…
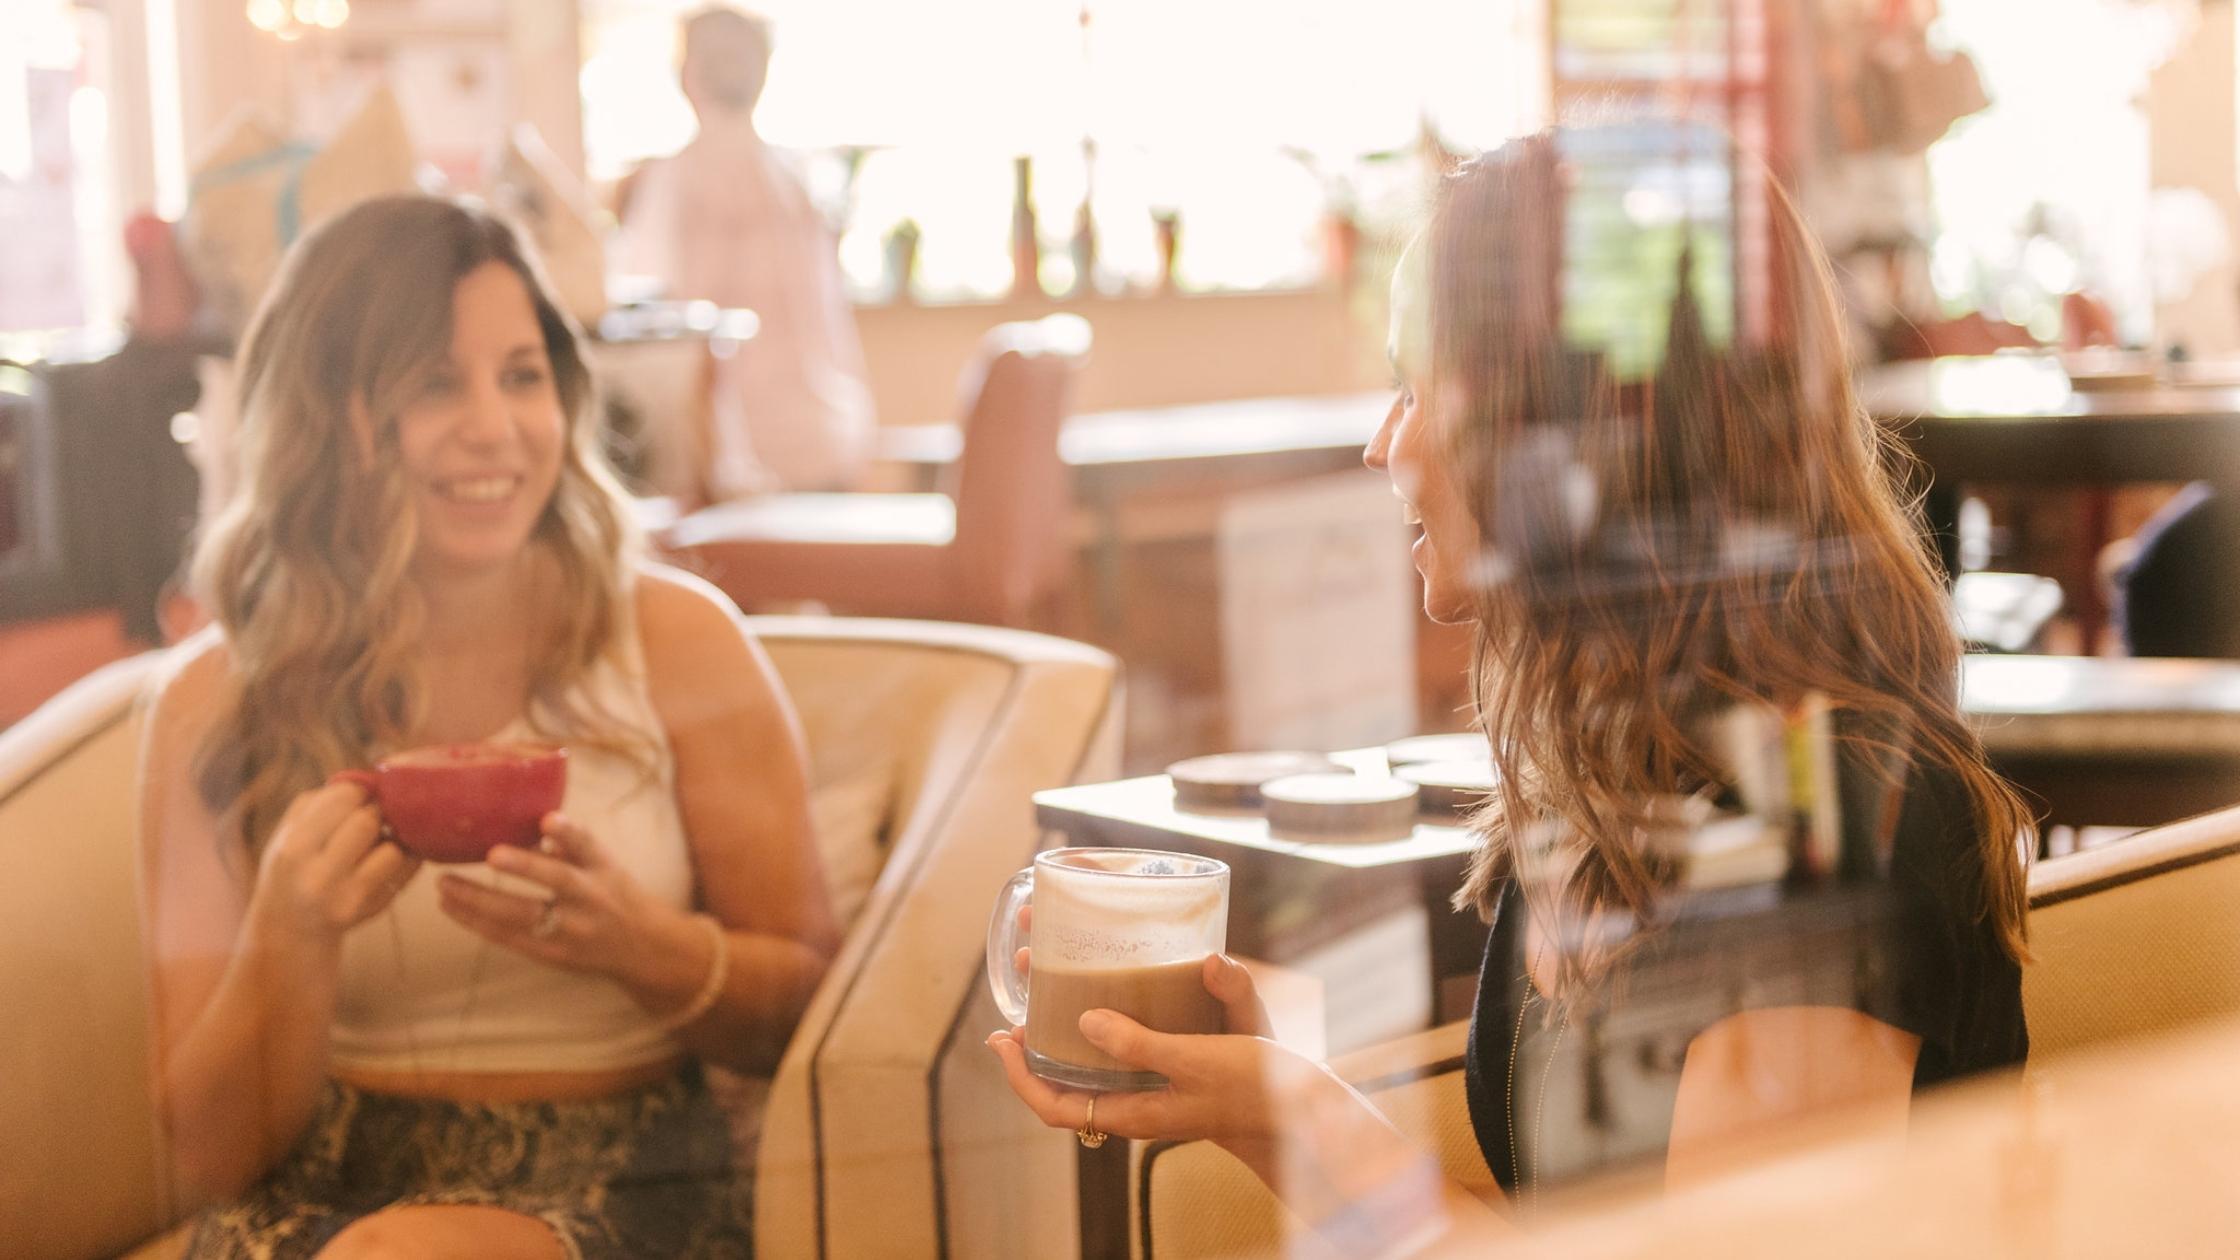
left=191, top=195, right=645, bottom=852
left=1427, top=132, right=2031, bottom=992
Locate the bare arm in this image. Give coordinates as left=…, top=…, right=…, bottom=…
left=620, top=566, right=839, bottom=1072
left=991, top=955, right=1517, bottom=1256
left=1666, top=1005, right=1921, bottom=1188
left=139, top=644, right=420, bottom=1204
left=991, top=980, right=1922, bottom=1254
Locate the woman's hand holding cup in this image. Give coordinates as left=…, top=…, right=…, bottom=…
left=982, top=846, right=1322, bottom=1161
left=436, top=813, right=700, bottom=992
left=247, top=779, right=422, bottom=950
left=989, top=955, right=1441, bottom=1236
left=988, top=952, right=1310, bottom=1148
left=982, top=848, right=1434, bottom=1232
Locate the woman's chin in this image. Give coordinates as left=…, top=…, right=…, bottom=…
left=1419, top=582, right=1476, bottom=626
left=413, top=536, right=535, bottom=580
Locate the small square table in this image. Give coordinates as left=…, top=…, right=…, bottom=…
left=1032, top=747, right=1492, bottom=1036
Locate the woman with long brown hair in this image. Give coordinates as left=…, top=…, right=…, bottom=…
left=991, top=128, right=2030, bottom=1248
left=140, top=194, right=836, bottom=1257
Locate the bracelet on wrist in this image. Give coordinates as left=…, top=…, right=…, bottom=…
left=660, top=913, right=730, bottom=1032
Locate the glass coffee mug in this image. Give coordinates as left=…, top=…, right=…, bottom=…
left=985, top=847, right=1230, bottom=1091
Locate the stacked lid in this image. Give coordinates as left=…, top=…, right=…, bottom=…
left=1258, top=772, right=1420, bottom=842
left=1165, top=732, right=1497, bottom=843
left=1394, top=759, right=1496, bottom=817
left=1166, top=751, right=1346, bottom=810
left=1387, top=732, right=1496, bottom=819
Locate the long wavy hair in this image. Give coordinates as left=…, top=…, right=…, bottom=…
left=192, top=195, right=645, bottom=853
left=1427, top=131, right=2032, bottom=993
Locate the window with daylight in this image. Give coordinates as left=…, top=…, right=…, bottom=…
left=579, top=0, right=1548, bottom=303
left=1, top=0, right=124, bottom=335
left=1549, top=0, right=1779, bottom=378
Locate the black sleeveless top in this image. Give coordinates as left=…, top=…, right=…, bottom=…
left=1461, top=761, right=2026, bottom=1201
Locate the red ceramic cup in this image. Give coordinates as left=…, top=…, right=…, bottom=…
left=332, top=742, right=567, bottom=864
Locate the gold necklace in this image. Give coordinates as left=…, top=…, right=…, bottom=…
left=1505, top=950, right=1571, bottom=1215
left=383, top=874, right=498, bottom=1084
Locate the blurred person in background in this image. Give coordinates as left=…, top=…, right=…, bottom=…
left=992, top=128, right=2033, bottom=1252
left=614, top=6, right=876, bottom=502
left=141, top=195, right=837, bottom=1257
left=2109, top=482, right=2240, bottom=659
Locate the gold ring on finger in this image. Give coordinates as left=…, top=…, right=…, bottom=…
left=1076, top=1094, right=1107, bottom=1149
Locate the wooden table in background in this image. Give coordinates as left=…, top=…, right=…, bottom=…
left=1861, top=355, right=2240, bottom=639
left=881, top=392, right=1416, bottom=767
left=1963, top=653, right=2240, bottom=833
left=879, top=390, right=1388, bottom=619
left=876, top=390, right=1386, bottom=495
left=1863, top=355, right=2240, bottom=487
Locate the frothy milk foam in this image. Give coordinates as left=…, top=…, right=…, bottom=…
left=1032, top=852, right=1227, bottom=970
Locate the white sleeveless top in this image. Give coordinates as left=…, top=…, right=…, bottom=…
left=329, top=613, right=695, bottom=1074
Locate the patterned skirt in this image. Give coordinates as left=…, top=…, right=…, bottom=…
left=185, top=1064, right=752, bottom=1259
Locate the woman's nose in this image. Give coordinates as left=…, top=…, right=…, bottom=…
left=1363, top=399, right=1400, bottom=471
left=457, top=379, right=513, bottom=446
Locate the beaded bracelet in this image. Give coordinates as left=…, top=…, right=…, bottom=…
left=660, top=913, right=731, bottom=1032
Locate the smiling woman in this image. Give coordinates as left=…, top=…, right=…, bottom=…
left=991, top=127, right=2033, bottom=1252
left=391, top=263, right=569, bottom=578
left=139, top=195, right=839, bottom=1258
left=190, top=199, right=637, bottom=845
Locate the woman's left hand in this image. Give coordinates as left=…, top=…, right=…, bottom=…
left=436, top=812, right=680, bottom=980
left=985, top=956, right=1338, bottom=1155
left=989, top=985, right=1454, bottom=1238
left=989, top=1021, right=1289, bottom=1151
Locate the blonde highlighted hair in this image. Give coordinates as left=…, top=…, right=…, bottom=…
left=192, top=195, right=645, bottom=852
left=1423, top=132, right=2031, bottom=992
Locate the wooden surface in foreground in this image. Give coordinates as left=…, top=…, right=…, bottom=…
left=1515, top=1015, right=2240, bottom=1258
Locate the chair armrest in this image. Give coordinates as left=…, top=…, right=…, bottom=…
left=2029, top=801, right=2240, bottom=907
left=1331, top=1018, right=1470, bottom=1091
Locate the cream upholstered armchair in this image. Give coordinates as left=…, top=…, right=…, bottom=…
left=2021, top=803, right=2240, bottom=1060
left=1132, top=803, right=2240, bottom=1259
left=747, top=616, right=1119, bottom=1260
left=0, top=615, right=1119, bottom=1260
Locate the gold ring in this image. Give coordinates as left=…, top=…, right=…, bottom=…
left=1076, top=1094, right=1106, bottom=1149
left=531, top=901, right=561, bottom=939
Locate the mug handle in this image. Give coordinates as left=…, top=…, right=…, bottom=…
left=984, top=867, right=1033, bottom=1027
left=329, top=770, right=378, bottom=795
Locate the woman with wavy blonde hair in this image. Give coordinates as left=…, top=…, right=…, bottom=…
left=993, top=129, right=2031, bottom=1251
left=140, top=194, right=836, bottom=1257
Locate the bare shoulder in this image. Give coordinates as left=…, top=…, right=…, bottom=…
left=143, top=629, right=238, bottom=761
left=137, top=629, right=243, bottom=863
left=634, top=562, right=760, bottom=663
left=632, top=563, right=788, bottom=727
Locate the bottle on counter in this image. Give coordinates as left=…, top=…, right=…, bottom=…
left=1011, top=156, right=1043, bottom=300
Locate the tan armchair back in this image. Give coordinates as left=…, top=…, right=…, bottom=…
left=0, top=656, right=168, bottom=1260
left=2023, top=803, right=2240, bottom=1059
